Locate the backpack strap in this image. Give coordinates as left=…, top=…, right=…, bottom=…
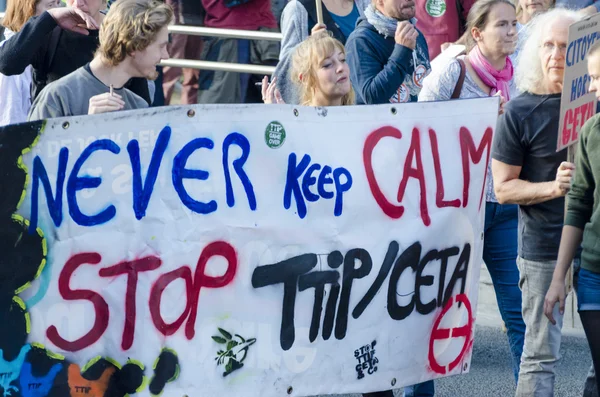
left=31, top=26, right=62, bottom=100
left=45, top=26, right=62, bottom=73
left=298, top=0, right=346, bottom=43
left=451, top=58, right=466, bottom=99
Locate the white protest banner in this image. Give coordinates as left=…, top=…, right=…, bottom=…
left=0, top=98, right=497, bottom=397
left=558, top=13, right=600, bottom=151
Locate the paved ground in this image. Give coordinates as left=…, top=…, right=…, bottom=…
left=312, top=263, right=593, bottom=397
left=314, top=324, right=592, bottom=397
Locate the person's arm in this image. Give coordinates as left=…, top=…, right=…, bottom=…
left=0, top=12, right=58, bottom=76
left=491, top=106, right=573, bottom=205
left=492, top=160, right=570, bottom=205
left=278, top=1, right=306, bottom=62
left=418, top=58, right=461, bottom=102
left=346, top=25, right=416, bottom=104
left=0, top=8, right=98, bottom=76
left=544, top=119, right=598, bottom=324
left=543, top=226, right=583, bottom=324
left=272, top=0, right=307, bottom=103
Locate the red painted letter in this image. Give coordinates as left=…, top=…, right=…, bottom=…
left=98, top=256, right=162, bottom=350
left=460, top=127, right=492, bottom=209
left=148, top=241, right=237, bottom=339
left=363, top=126, right=404, bottom=219
left=46, top=253, right=109, bottom=352
left=186, top=241, right=237, bottom=339
left=149, top=266, right=194, bottom=336
left=562, top=108, right=573, bottom=147
left=429, top=129, right=460, bottom=208
left=397, top=128, right=430, bottom=226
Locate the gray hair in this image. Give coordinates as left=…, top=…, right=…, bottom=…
left=515, top=8, right=581, bottom=93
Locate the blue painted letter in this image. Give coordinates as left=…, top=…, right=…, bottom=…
left=333, top=167, right=352, bottom=216
left=67, top=140, right=120, bottom=226
left=30, top=147, right=68, bottom=233
left=172, top=137, right=217, bottom=214
left=283, top=153, right=311, bottom=219
left=128, top=126, right=171, bottom=219
left=317, top=165, right=334, bottom=199
left=222, top=132, right=256, bottom=210
left=302, top=163, right=321, bottom=202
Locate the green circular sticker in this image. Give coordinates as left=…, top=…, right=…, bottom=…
left=265, top=121, right=286, bottom=149
left=426, top=0, right=446, bottom=17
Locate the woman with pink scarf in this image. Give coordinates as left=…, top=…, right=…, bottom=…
left=418, top=0, right=525, bottom=385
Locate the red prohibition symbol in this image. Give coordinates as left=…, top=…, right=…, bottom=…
left=428, top=293, right=474, bottom=375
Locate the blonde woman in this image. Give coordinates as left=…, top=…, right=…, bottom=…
left=262, top=31, right=354, bottom=107
left=273, top=0, right=368, bottom=104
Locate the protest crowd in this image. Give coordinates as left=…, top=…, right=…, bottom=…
left=2, top=0, right=600, bottom=393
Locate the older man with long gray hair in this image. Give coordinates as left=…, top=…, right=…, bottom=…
left=491, top=8, right=581, bottom=397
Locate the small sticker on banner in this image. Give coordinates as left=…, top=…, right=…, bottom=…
left=265, top=121, right=286, bottom=149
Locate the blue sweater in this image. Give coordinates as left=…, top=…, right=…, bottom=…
left=555, top=0, right=600, bottom=11
left=346, top=17, right=430, bottom=104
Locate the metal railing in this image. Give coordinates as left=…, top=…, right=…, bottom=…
left=0, top=12, right=280, bottom=74
left=161, top=58, right=275, bottom=75
left=169, top=25, right=281, bottom=41
left=161, top=25, right=280, bottom=74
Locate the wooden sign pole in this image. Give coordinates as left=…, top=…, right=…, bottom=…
left=315, top=0, right=324, bottom=25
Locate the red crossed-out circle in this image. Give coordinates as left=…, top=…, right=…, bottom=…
left=428, top=293, right=474, bottom=375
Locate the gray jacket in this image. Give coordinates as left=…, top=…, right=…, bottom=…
left=273, top=0, right=369, bottom=104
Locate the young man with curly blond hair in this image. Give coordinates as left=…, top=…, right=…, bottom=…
left=28, top=0, right=172, bottom=120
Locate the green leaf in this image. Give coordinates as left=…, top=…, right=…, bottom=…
left=219, top=328, right=232, bottom=340
left=227, top=340, right=239, bottom=351
left=212, top=336, right=227, bottom=344
left=225, top=359, right=233, bottom=374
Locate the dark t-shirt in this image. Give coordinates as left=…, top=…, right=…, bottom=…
left=492, top=92, right=568, bottom=261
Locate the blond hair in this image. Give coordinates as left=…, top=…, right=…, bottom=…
left=2, top=0, right=40, bottom=32
left=291, top=31, right=355, bottom=106
left=98, top=0, right=172, bottom=66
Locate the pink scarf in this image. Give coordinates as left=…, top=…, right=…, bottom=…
left=468, top=46, right=513, bottom=101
